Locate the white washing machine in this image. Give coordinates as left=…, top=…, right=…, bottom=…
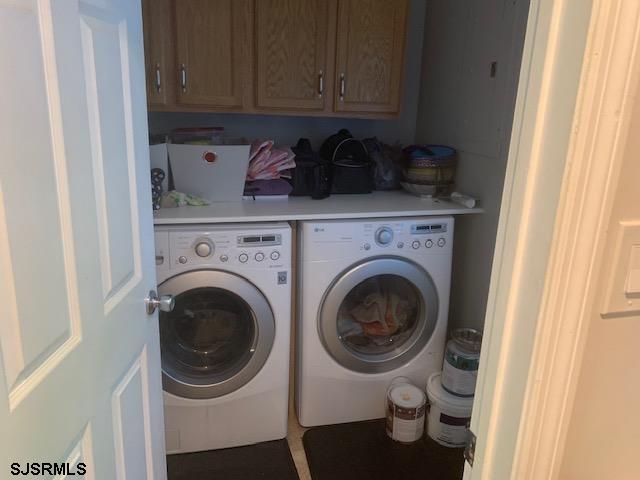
left=296, top=216, right=453, bottom=427
left=154, top=223, right=291, bottom=454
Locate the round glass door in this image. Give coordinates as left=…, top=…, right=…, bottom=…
left=158, top=270, right=275, bottom=399
left=319, top=258, right=438, bottom=373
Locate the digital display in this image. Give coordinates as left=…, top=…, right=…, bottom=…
left=411, top=224, right=447, bottom=234
left=237, top=234, right=282, bottom=246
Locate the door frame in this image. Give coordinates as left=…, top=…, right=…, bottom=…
left=467, top=0, right=640, bottom=479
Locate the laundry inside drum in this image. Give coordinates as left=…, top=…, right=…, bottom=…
left=337, top=274, right=421, bottom=356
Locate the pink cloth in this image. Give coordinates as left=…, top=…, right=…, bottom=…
left=246, top=139, right=296, bottom=181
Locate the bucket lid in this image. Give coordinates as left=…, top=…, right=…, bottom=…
left=390, top=376, right=412, bottom=387
left=426, top=373, right=474, bottom=411
left=450, top=328, right=483, bottom=353
left=389, top=383, right=426, bottom=409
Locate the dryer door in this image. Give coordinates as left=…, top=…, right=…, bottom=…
left=158, top=270, right=275, bottom=399
left=319, top=257, right=438, bottom=373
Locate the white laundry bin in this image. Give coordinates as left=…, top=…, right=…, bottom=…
left=168, top=142, right=250, bottom=201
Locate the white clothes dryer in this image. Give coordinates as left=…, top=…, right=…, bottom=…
left=296, top=217, right=453, bottom=427
left=154, top=223, right=291, bottom=454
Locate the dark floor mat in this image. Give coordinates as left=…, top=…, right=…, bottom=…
left=167, top=439, right=299, bottom=480
left=303, top=419, right=465, bottom=480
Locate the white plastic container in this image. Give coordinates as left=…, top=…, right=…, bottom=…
left=168, top=143, right=250, bottom=202
left=441, top=328, right=482, bottom=397
left=385, top=377, right=426, bottom=444
left=426, top=372, right=473, bottom=448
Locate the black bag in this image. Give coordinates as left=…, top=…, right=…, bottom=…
left=320, top=129, right=374, bottom=194
left=289, top=138, right=330, bottom=199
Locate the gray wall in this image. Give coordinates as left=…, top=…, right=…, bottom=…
left=415, top=0, right=530, bottom=330
left=148, top=0, right=427, bottom=149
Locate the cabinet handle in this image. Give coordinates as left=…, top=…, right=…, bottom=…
left=339, top=73, right=345, bottom=102
left=180, top=64, right=187, bottom=93
left=318, top=71, right=324, bottom=98
left=155, top=63, right=161, bottom=93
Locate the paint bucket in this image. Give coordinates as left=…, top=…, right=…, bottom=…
left=385, top=377, right=426, bottom=444
left=441, top=328, right=482, bottom=397
left=426, top=372, right=473, bottom=448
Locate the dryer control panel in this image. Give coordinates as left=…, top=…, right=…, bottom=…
left=300, top=216, right=454, bottom=262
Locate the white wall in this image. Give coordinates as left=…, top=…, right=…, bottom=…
left=148, top=0, right=426, bottom=149
left=559, top=88, right=640, bottom=480
left=415, top=0, right=530, bottom=330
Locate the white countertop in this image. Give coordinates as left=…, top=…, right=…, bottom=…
left=153, top=191, right=482, bottom=225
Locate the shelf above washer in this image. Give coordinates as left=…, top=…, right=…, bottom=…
left=153, top=191, right=482, bottom=225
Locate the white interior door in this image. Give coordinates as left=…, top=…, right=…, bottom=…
left=0, top=0, right=166, bottom=478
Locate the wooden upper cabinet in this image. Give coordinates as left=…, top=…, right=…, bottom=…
left=142, top=0, right=409, bottom=116
left=254, top=0, right=336, bottom=111
left=142, top=0, right=172, bottom=107
left=334, top=0, right=408, bottom=114
left=173, top=0, right=250, bottom=108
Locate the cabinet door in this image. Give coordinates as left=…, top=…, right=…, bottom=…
left=334, top=0, right=408, bottom=114
left=174, top=0, right=250, bottom=108
left=255, top=0, right=335, bottom=111
left=142, top=0, right=172, bottom=107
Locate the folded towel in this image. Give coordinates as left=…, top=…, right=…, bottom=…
left=160, top=190, right=210, bottom=208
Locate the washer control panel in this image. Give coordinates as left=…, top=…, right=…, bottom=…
left=155, top=224, right=291, bottom=270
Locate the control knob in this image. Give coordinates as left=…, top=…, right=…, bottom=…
left=375, top=227, right=394, bottom=246
left=239, top=253, right=249, bottom=263
left=195, top=241, right=213, bottom=257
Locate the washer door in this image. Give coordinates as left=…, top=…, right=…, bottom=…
left=158, top=270, right=275, bottom=399
left=319, top=257, right=438, bottom=373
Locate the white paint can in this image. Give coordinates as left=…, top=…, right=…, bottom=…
left=441, top=328, right=482, bottom=397
left=426, top=372, right=474, bottom=448
left=385, top=377, right=426, bottom=444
